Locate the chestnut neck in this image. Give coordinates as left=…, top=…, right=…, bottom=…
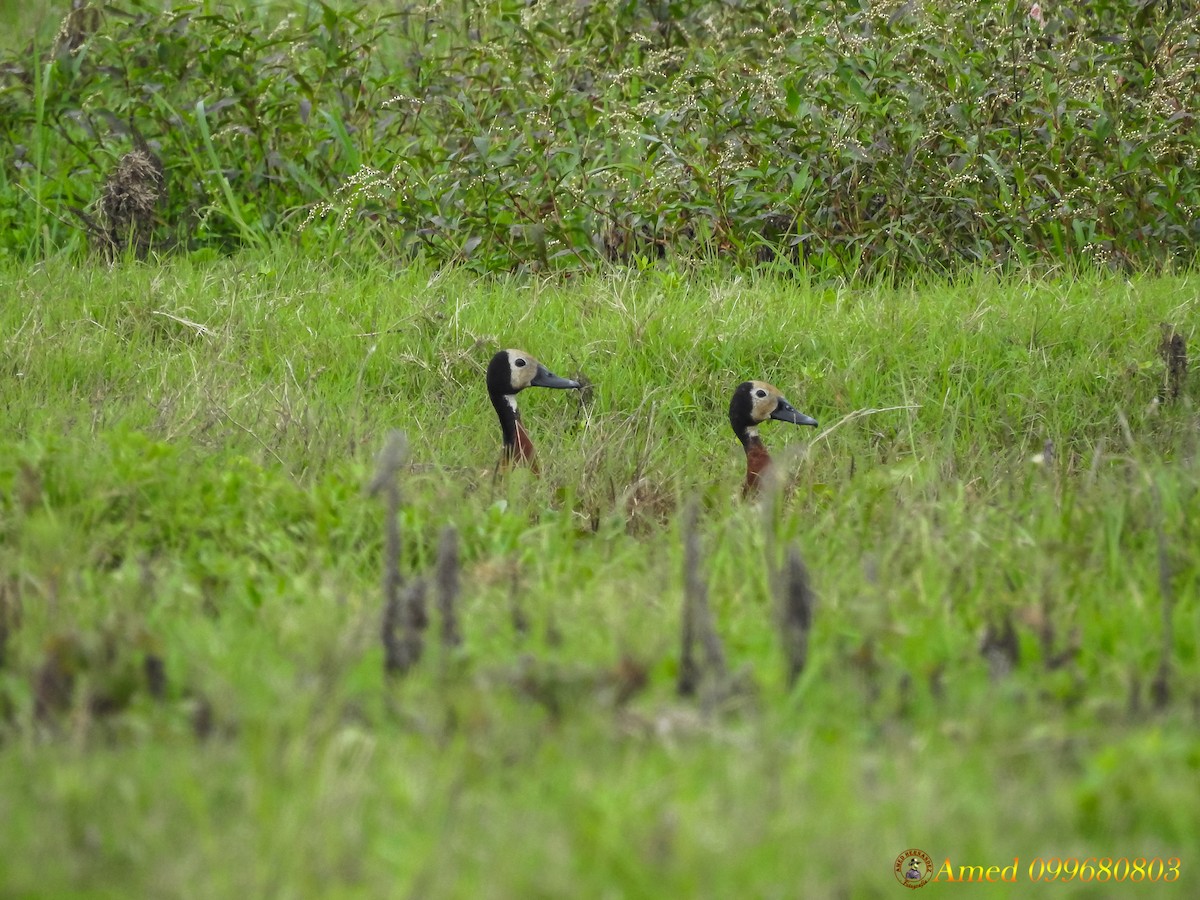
left=740, top=431, right=772, bottom=496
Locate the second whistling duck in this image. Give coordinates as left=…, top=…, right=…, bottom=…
left=728, top=381, right=817, bottom=495
left=486, top=348, right=580, bottom=470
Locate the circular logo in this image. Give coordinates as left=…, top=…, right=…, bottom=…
left=894, top=849, right=934, bottom=889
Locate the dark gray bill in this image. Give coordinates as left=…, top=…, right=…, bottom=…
left=771, top=398, right=818, bottom=427
left=531, top=364, right=580, bottom=390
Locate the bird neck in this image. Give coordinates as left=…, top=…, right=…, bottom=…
left=492, top=392, right=538, bottom=468
left=740, top=429, right=772, bottom=495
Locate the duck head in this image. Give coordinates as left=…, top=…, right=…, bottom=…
left=487, top=349, right=580, bottom=467
left=729, top=380, right=817, bottom=495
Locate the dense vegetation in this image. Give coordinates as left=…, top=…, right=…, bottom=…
left=2, top=0, right=1199, bottom=274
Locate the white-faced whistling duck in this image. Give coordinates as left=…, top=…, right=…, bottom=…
left=486, top=348, right=580, bottom=470
left=729, top=381, right=817, bottom=496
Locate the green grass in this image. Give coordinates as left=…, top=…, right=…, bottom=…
left=0, top=1, right=61, bottom=49
left=0, top=254, right=1198, bottom=897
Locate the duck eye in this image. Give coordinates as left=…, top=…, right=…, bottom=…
left=755, top=389, right=767, bottom=398
left=514, top=358, right=527, bottom=367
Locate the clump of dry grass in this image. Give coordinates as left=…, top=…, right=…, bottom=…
left=1158, top=323, right=1189, bottom=402
left=71, top=142, right=166, bottom=260
left=777, top=546, right=814, bottom=690
left=0, top=578, right=19, bottom=673
left=979, top=615, right=1021, bottom=682
left=435, top=525, right=462, bottom=651
left=1151, top=487, right=1177, bottom=711
left=676, top=502, right=728, bottom=699
left=31, top=626, right=170, bottom=729
left=370, top=431, right=429, bottom=677
left=98, top=147, right=164, bottom=257
left=53, top=1, right=103, bottom=56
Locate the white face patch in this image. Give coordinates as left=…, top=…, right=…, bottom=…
left=506, top=348, right=539, bottom=391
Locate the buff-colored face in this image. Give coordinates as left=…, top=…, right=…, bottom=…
left=747, top=380, right=786, bottom=423
left=505, top=348, right=541, bottom=391
left=733, top=380, right=818, bottom=436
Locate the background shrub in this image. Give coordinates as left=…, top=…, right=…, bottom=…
left=1, top=0, right=1197, bottom=275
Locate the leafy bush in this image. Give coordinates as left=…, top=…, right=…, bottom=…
left=1, top=0, right=1198, bottom=275
left=1, top=1, right=395, bottom=255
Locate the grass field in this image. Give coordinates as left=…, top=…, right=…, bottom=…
left=0, top=254, right=1196, bottom=897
